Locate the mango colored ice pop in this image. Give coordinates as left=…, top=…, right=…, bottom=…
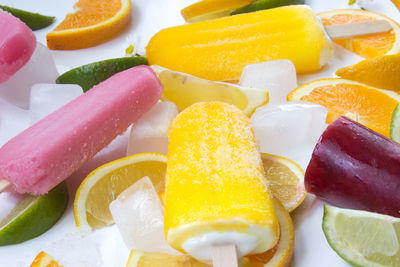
left=0, top=9, right=36, bottom=83
left=147, top=5, right=333, bottom=81
left=164, top=102, right=279, bottom=263
left=0, top=66, right=162, bottom=195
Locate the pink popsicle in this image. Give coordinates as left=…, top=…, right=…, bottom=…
left=0, top=65, right=162, bottom=195
left=0, top=9, right=36, bottom=83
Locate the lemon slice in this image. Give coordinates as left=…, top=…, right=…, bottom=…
left=181, top=0, right=256, bottom=23
left=261, top=153, right=306, bottom=212
left=152, top=65, right=268, bottom=116
left=74, top=153, right=167, bottom=230
left=323, top=205, right=400, bottom=267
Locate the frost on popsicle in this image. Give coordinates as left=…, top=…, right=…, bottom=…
left=239, top=59, right=297, bottom=104
left=250, top=101, right=327, bottom=165
left=127, top=101, right=178, bottom=156
left=0, top=43, right=58, bottom=109
left=29, top=83, right=83, bottom=125
left=109, top=176, right=180, bottom=255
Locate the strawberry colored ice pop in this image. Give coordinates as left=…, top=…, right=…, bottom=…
left=0, top=9, right=36, bottom=83
left=0, top=66, right=162, bottom=195
left=305, top=116, right=400, bottom=218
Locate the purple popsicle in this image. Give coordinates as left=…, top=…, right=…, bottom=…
left=305, top=116, right=400, bottom=217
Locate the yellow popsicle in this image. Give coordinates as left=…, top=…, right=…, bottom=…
left=147, top=5, right=333, bottom=81
left=164, top=102, right=279, bottom=263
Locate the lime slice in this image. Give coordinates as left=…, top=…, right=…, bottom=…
left=0, top=5, right=54, bottom=30
left=322, top=205, right=400, bottom=267
left=390, top=104, right=400, bottom=142
left=56, top=56, right=148, bottom=92
left=231, top=0, right=304, bottom=15
left=0, top=182, right=68, bottom=246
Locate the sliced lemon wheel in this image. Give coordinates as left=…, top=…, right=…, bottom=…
left=151, top=65, right=268, bottom=116
left=74, top=153, right=167, bottom=230
left=261, top=153, right=306, bottom=213
left=30, top=251, right=62, bottom=267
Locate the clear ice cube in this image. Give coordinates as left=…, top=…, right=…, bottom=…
left=239, top=60, right=297, bottom=104
left=0, top=98, right=30, bottom=146
left=250, top=101, right=328, bottom=167
left=127, top=101, right=178, bottom=156
left=29, top=83, right=83, bottom=125
left=0, top=43, right=59, bottom=109
left=109, top=177, right=180, bottom=255
left=0, top=191, right=25, bottom=222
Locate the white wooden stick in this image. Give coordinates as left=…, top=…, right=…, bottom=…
left=212, top=245, right=238, bottom=267
left=0, top=179, right=11, bottom=193
left=325, top=20, right=392, bottom=39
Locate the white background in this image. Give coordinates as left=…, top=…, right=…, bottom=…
left=0, top=0, right=400, bottom=266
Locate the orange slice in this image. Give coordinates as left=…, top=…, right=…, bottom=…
left=392, top=0, right=400, bottom=10
left=30, top=251, right=62, bottom=267
left=336, top=54, right=400, bottom=93
left=46, top=0, right=131, bottom=50
left=287, top=78, right=400, bottom=138
left=319, top=9, right=400, bottom=58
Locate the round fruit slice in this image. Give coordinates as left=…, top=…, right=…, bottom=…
left=56, top=56, right=148, bottom=92
left=126, top=251, right=211, bottom=267
left=0, top=5, right=54, bottom=30
left=30, top=251, right=62, bottom=267
left=0, top=182, right=68, bottom=246
left=323, top=205, right=400, bottom=267
left=247, top=198, right=294, bottom=267
left=151, top=66, right=268, bottom=116
left=287, top=78, right=400, bottom=138
left=231, top=0, right=304, bottom=15
left=74, top=153, right=167, bottom=230
left=391, top=104, right=400, bottom=143
left=336, top=54, right=400, bottom=94
left=261, top=153, right=306, bottom=213
left=46, top=0, right=131, bottom=50
left=319, top=9, right=400, bottom=58
left=181, top=0, right=255, bottom=22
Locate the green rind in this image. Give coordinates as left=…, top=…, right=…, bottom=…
left=56, top=56, right=149, bottom=92
left=0, top=182, right=69, bottom=246
left=231, top=0, right=305, bottom=15
left=390, top=104, right=400, bottom=143
left=0, top=5, right=54, bottom=30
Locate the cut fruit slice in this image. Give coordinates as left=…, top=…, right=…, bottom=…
left=30, top=251, right=62, bottom=267
left=261, top=153, right=306, bottom=213
left=0, top=5, right=54, bottom=30
left=323, top=205, right=400, bottom=267
left=126, top=251, right=212, bottom=267
left=73, top=153, right=167, bottom=230
left=46, top=0, right=131, bottom=49
left=151, top=66, right=268, bottom=116
left=319, top=9, right=400, bottom=58
left=247, top=198, right=294, bottom=267
left=56, top=56, right=148, bottom=92
left=181, top=0, right=255, bottom=22
left=287, top=78, right=400, bottom=138
left=391, top=104, right=400, bottom=143
left=231, top=0, right=304, bottom=15
left=336, top=54, right=400, bottom=94
left=0, top=182, right=68, bottom=246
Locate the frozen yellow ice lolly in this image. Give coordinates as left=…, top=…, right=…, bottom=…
left=147, top=5, right=333, bottom=81
left=164, top=102, right=279, bottom=263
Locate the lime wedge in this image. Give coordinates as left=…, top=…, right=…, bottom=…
left=0, top=182, right=68, bottom=246
left=0, top=5, right=54, bottom=30
left=322, top=205, right=400, bottom=267
left=56, top=56, right=148, bottom=92
left=390, top=104, right=400, bottom=142
left=231, top=0, right=304, bottom=15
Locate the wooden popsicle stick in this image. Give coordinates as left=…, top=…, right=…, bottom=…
left=212, top=244, right=238, bottom=267
left=0, top=179, right=11, bottom=193
left=325, top=20, right=392, bottom=39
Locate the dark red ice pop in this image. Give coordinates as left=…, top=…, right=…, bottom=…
left=305, top=116, right=400, bottom=217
